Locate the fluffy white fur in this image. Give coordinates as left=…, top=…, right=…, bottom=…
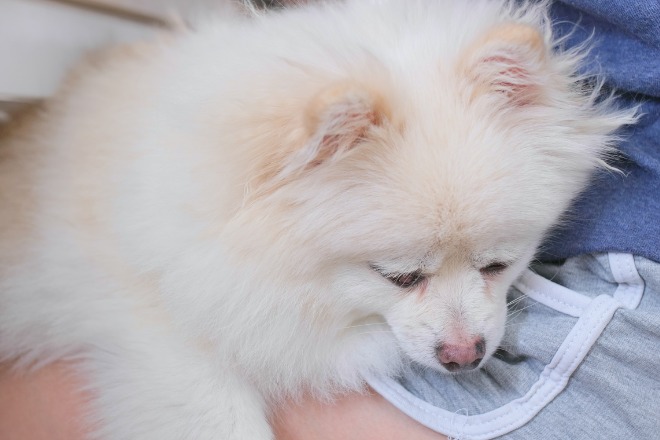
left=0, top=1, right=636, bottom=438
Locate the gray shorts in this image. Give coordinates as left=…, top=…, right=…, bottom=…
left=368, top=253, right=660, bottom=439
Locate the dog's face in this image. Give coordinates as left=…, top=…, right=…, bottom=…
left=225, top=22, right=628, bottom=375
left=280, top=98, right=563, bottom=374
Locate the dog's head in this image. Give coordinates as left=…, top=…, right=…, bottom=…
left=221, top=16, right=634, bottom=375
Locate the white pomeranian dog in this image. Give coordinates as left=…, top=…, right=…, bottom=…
left=0, top=1, right=636, bottom=438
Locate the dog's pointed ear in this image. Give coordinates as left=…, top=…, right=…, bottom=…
left=243, top=81, right=390, bottom=199
left=280, top=82, right=387, bottom=177
left=461, top=24, right=548, bottom=105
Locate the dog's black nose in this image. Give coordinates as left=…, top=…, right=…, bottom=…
left=437, top=336, right=485, bottom=372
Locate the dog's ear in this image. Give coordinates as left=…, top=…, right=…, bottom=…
left=461, top=24, right=548, bottom=105
left=242, top=81, right=390, bottom=199
left=280, top=82, right=387, bottom=177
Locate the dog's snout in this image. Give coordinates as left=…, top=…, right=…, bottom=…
left=437, top=336, right=485, bottom=372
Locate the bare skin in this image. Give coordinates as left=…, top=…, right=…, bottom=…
left=0, top=362, right=90, bottom=440
left=0, top=361, right=447, bottom=440
left=272, top=389, right=448, bottom=440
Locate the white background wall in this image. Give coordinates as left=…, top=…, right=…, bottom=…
left=0, top=0, right=235, bottom=121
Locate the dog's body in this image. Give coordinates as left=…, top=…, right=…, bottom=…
left=0, top=1, right=635, bottom=438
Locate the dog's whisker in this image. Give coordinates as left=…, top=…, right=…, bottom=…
left=506, top=296, right=528, bottom=306
left=513, top=302, right=539, bottom=313
left=506, top=302, right=539, bottom=317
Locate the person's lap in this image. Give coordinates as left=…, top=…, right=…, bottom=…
left=2, top=254, right=657, bottom=439
left=0, top=361, right=89, bottom=440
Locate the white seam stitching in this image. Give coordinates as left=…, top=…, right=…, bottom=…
left=609, top=253, right=644, bottom=310
left=515, top=278, right=583, bottom=315
left=479, top=297, right=614, bottom=430
left=481, top=298, right=617, bottom=437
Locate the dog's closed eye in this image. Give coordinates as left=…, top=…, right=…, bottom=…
left=479, top=262, right=510, bottom=277
left=370, top=265, right=427, bottom=289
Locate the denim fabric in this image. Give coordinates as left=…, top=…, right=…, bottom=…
left=553, top=1, right=660, bottom=94
left=538, top=1, right=660, bottom=264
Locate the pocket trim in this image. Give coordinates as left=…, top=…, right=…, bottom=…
left=609, top=253, right=644, bottom=310
left=514, top=271, right=590, bottom=317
